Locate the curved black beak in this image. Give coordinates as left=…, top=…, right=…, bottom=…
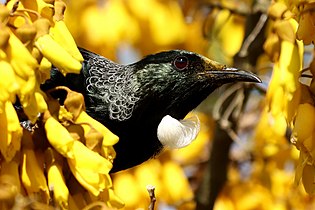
left=214, top=67, right=262, bottom=83
left=199, top=56, right=261, bottom=84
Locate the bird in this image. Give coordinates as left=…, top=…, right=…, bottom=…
left=40, top=48, right=261, bottom=172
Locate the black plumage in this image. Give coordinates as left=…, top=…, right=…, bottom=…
left=41, top=48, right=260, bottom=172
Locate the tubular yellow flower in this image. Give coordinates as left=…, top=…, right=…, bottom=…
left=21, top=148, right=50, bottom=199
left=50, top=0, right=83, bottom=62
left=267, top=40, right=302, bottom=118
left=21, top=131, right=49, bottom=200
left=266, top=19, right=303, bottom=122
left=67, top=160, right=106, bottom=196
left=0, top=101, right=22, bottom=162
left=0, top=59, right=19, bottom=109
left=5, top=29, right=37, bottom=78
left=35, top=34, right=82, bottom=75
left=33, top=18, right=82, bottom=76
left=49, top=20, right=84, bottom=62
left=67, top=140, right=113, bottom=175
left=44, top=115, right=75, bottom=158
left=6, top=30, right=38, bottom=107
left=45, top=148, right=69, bottom=210
left=23, top=90, right=48, bottom=123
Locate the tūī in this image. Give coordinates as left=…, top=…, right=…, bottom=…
left=41, top=48, right=261, bottom=172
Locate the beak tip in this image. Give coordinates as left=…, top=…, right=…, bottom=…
left=251, top=74, right=262, bottom=83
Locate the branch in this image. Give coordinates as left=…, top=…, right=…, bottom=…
left=147, top=185, right=156, bottom=210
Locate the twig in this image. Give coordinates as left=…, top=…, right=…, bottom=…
left=213, top=84, right=248, bottom=145
left=238, top=13, right=268, bottom=57
left=212, top=83, right=243, bottom=121
left=147, top=185, right=156, bottom=210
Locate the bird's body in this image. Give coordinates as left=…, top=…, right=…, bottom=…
left=41, top=48, right=260, bottom=172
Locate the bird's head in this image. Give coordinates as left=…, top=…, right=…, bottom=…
left=132, top=50, right=260, bottom=118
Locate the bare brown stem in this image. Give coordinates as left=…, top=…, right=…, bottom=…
left=147, top=185, right=156, bottom=210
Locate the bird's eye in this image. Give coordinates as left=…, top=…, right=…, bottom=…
left=173, top=56, right=189, bottom=70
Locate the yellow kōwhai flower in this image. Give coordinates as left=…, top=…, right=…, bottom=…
left=0, top=101, right=22, bottom=162
left=0, top=59, right=19, bottom=110
left=45, top=148, right=69, bottom=210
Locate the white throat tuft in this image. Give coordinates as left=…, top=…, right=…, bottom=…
left=157, top=114, right=200, bottom=149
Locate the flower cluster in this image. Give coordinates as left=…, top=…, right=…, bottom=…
left=0, top=0, right=122, bottom=209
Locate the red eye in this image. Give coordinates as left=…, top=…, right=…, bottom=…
left=174, top=56, right=188, bottom=70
